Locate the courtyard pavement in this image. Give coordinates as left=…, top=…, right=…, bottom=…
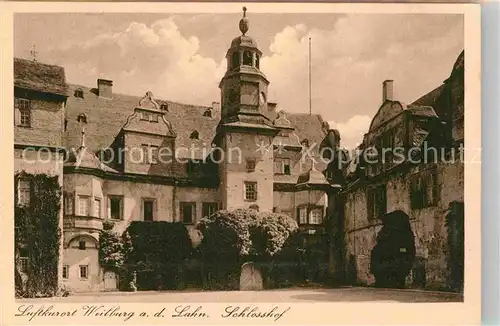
left=18, top=287, right=463, bottom=303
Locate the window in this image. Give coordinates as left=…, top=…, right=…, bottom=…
left=79, top=265, right=88, bottom=279
left=309, top=208, right=323, bottom=225
left=231, top=51, right=240, bottom=68
left=19, top=248, right=28, bottom=273
left=15, top=98, right=31, bottom=127
left=202, top=202, right=218, bottom=218
left=190, top=130, right=199, bottom=140
left=243, top=51, right=253, bottom=66
left=74, top=89, right=84, bottom=98
left=141, top=144, right=158, bottom=164
left=64, top=193, right=74, bottom=215
left=274, top=158, right=291, bottom=175
left=78, top=240, right=86, bottom=250
left=244, top=182, right=257, bottom=201
left=411, top=171, right=438, bottom=209
left=298, top=206, right=308, bottom=225
left=203, top=109, right=212, bottom=118
left=367, top=185, right=387, bottom=220
left=77, top=195, right=90, bottom=216
left=181, top=202, right=196, bottom=224
left=160, top=103, right=169, bottom=111
left=246, top=159, right=256, bottom=172
left=301, top=138, right=310, bottom=148
left=108, top=196, right=123, bottom=220
left=93, top=198, right=101, bottom=218
left=18, top=179, right=30, bottom=206
left=255, top=54, right=260, bottom=69
left=143, top=199, right=155, bottom=221
left=62, top=265, right=69, bottom=279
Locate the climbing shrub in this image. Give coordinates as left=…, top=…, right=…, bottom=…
left=14, top=172, right=62, bottom=298
left=99, top=220, right=127, bottom=272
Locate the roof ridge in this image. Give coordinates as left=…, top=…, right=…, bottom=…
left=68, top=82, right=211, bottom=109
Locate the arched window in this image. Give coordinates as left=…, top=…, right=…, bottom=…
left=301, top=138, right=310, bottom=148
left=231, top=51, right=240, bottom=69
left=160, top=103, right=168, bottom=111
left=203, top=108, right=212, bottom=118
left=243, top=51, right=253, bottom=66
left=190, top=130, right=199, bottom=140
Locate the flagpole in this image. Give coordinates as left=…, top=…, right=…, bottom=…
left=308, top=37, right=312, bottom=116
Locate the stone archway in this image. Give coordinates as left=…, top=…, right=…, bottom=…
left=370, top=210, right=416, bottom=288
left=239, top=262, right=263, bottom=291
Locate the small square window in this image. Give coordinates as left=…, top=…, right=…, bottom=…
left=62, top=265, right=69, bottom=279
left=244, top=182, right=257, bottom=201
left=246, top=159, right=256, bottom=172
left=79, top=265, right=88, bottom=279
left=78, top=240, right=86, bottom=250
left=309, top=208, right=323, bottom=225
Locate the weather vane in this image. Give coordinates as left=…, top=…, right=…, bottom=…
left=30, top=45, right=38, bottom=62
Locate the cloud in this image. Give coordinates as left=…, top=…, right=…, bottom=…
left=328, top=115, right=372, bottom=150
left=36, top=13, right=463, bottom=125
left=46, top=17, right=225, bottom=105
left=261, top=14, right=463, bottom=125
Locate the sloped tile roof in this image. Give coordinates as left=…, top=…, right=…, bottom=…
left=65, top=84, right=327, bottom=163
left=14, top=58, right=67, bottom=96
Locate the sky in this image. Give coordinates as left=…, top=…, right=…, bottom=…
left=14, top=13, right=463, bottom=149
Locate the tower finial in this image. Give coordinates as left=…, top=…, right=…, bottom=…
left=239, top=6, right=249, bottom=35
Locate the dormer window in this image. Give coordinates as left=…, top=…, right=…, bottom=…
left=243, top=51, right=253, bottom=66
left=301, top=138, right=310, bottom=148
left=203, top=108, right=212, bottom=118
left=190, top=130, right=199, bottom=140
left=74, top=88, right=84, bottom=98
left=160, top=103, right=168, bottom=111
left=140, top=112, right=158, bottom=122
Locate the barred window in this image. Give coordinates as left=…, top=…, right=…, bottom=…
left=309, top=208, right=323, bottom=225
left=62, top=265, right=69, bottom=279
left=367, top=185, right=387, bottom=220
left=77, top=195, right=90, bottom=216
left=244, top=182, right=257, bottom=201
left=411, top=171, right=439, bottom=209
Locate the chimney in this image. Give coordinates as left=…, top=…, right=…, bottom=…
left=97, top=79, right=113, bottom=99
left=382, top=80, right=394, bottom=102
left=211, top=101, right=221, bottom=111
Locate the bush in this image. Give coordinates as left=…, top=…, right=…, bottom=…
left=197, top=209, right=298, bottom=289
left=125, top=221, right=193, bottom=290
left=14, top=172, right=62, bottom=298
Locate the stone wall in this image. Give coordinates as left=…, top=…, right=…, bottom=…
left=344, top=159, right=464, bottom=289
left=14, top=98, right=65, bottom=147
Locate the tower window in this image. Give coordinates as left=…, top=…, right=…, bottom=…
left=231, top=51, right=240, bottom=68
left=190, top=130, right=199, bottom=140
left=243, top=51, right=253, bottom=66
left=256, top=54, right=260, bottom=69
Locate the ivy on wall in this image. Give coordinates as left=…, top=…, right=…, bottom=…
left=14, top=172, right=62, bottom=298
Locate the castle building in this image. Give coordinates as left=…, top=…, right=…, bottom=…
left=14, top=9, right=341, bottom=292
left=337, top=51, right=464, bottom=291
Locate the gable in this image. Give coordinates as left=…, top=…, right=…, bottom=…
left=369, top=100, right=405, bottom=132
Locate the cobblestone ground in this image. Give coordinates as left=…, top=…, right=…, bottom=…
left=18, top=287, right=463, bottom=303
